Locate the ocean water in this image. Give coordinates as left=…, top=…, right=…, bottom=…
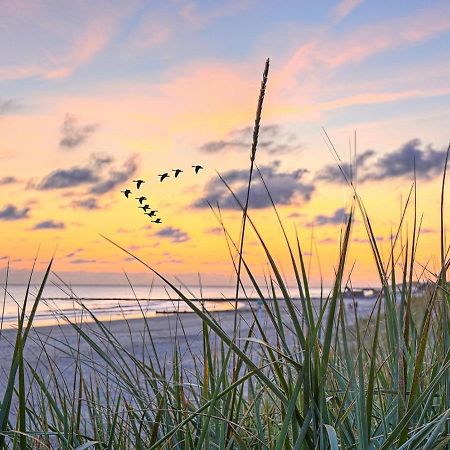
left=0, top=283, right=378, bottom=328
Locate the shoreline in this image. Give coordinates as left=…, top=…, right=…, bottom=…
left=0, top=299, right=252, bottom=330
left=1, top=293, right=379, bottom=330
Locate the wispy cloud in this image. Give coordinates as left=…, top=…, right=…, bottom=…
left=59, top=114, right=99, bottom=149
left=70, top=197, right=100, bottom=210
left=194, top=161, right=314, bottom=210
left=40, top=13, right=120, bottom=79
left=70, top=258, right=97, bottom=264
left=126, top=12, right=173, bottom=50
left=0, top=204, right=30, bottom=221
left=318, top=237, right=336, bottom=244
left=65, top=15, right=117, bottom=68
left=65, top=248, right=84, bottom=258
left=0, top=176, right=19, bottom=185
left=0, top=99, right=20, bottom=115
left=199, top=124, right=302, bottom=155
left=317, top=90, right=434, bottom=112
left=354, top=236, right=384, bottom=244
left=279, top=4, right=450, bottom=88
left=331, top=0, right=363, bottom=23
left=205, top=227, right=223, bottom=235
left=33, top=220, right=65, bottom=230
left=315, top=207, right=348, bottom=226
left=288, top=212, right=305, bottom=219
left=154, top=226, right=190, bottom=243
left=0, top=3, right=132, bottom=81
left=0, top=66, right=61, bottom=82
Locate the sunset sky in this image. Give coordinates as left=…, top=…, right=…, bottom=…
left=1, top=0, right=450, bottom=287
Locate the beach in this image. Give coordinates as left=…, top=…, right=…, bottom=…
left=0, top=292, right=379, bottom=397
left=0, top=306, right=273, bottom=395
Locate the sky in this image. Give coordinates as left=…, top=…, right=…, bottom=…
left=1, top=0, right=450, bottom=287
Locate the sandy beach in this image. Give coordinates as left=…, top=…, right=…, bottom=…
left=0, top=294, right=375, bottom=392
left=0, top=307, right=278, bottom=395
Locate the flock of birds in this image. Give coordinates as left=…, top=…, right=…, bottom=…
left=120, top=165, right=204, bottom=224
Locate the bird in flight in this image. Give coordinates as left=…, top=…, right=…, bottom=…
left=151, top=218, right=162, bottom=224
left=172, top=169, right=183, bottom=178
left=145, top=210, right=158, bottom=217
left=139, top=205, right=151, bottom=212
left=192, top=165, right=203, bottom=174
left=135, top=196, right=147, bottom=204
left=158, top=173, right=170, bottom=182
left=133, top=179, right=145, bottom=189
left=121, top=189, right=132, bottom=198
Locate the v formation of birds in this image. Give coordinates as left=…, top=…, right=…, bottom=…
left=120, top=165, right=204, bottom=224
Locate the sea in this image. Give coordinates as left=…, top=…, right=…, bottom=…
left=0, top=284, right=379, bottom=329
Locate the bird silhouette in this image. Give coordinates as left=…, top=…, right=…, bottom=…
left=133, top=179, right=145, bottom=189
left=192, top=165, right=203, bottom=174
left=136, top=196, right=147, bottom=204
left=172, top=169, right=183, bottom=178
left=158, top=173, right=169, bottom=182
left=121, top=189, right=132, bottom=198
left=139, top=205, right=150, bottom=212
left=145, top=210, right=158, bottom=217
left=151, top=218, right=162, bottom=224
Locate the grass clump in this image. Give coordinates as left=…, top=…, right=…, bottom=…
left=0, top=60, right=449, bottom=449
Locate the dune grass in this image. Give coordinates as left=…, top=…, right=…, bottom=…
left=0, top=61, right=449, bottom=449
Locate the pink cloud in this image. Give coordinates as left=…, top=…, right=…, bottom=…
left=43, top=67, right=73, bottom=80
left=0, top=66, right=42, bottom=81
left=70, top=19, right=114, bottom=66
left=271, top=85, right=450, bottom=123
left=0, top=66, right=73, bottom=82
left=278, top=4, right=450, bottom=89
left=126, top=13, right=173, bottom=50
left=44, top=13, right=124, bottom=78
left=318, top=89, right=429, bottom=111
left=331, top=0, right=363, bottom=23
left=0, top=3, right=135, bottom=81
